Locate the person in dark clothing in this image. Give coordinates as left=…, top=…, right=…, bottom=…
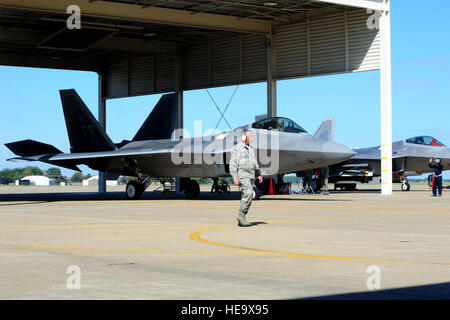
left=302, top=169, right=313, bottom=191
left=429, top=158, right=443, bottom=197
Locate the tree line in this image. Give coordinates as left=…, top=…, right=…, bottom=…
left=0, top=166, right=92, bottom=185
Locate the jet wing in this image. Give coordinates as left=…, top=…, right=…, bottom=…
left=7, top=146, right=174, bottom=172
left=354, top=153, right=405, bottom=160
left=47, top=142, right=231, bottom=162
left=47, top=147, right=174, bottom=161
left=353, top=146, right=405, bottom=160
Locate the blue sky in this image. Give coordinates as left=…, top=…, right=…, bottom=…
left=1, top=1, right=449, bottom=179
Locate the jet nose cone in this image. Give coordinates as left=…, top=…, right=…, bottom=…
left=321, top=141, right=356, bottom=164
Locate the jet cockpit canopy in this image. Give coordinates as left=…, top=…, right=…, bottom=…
left=405, top=136, right=445, bottom=147
left=252, top=117, right=307, bottom=134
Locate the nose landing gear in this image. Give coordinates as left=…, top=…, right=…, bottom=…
left=401, top=177, right=410, bottom=192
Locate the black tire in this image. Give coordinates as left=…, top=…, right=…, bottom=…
left=220, top=183, right=230, bottom=194
left=184, top=179, right=200, bottom=199
left=401, top=182, right=410, bottom=192
left=126, top=180, right=143, bottom=200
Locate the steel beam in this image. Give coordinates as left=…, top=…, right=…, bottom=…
left=0, top=28, right=178, bottom=54
left=312, top=0, right=389, bottom=11
left=174, top=53, right=184, bottom=193
left=98, top=72, right=107, bottom=194
left=174, top=53, right=184, bottom=132
left=95, top=37, right=177, bottom=54
left=0, top=0, right=271, bottom=34
left=0, top=53, right=100, bottom=71
left=266, top=38, right=277, bottom=117
left=379, top=1, right=392, bottom=196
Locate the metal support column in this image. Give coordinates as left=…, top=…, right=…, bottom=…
left=266, top=37, right=277, bottom=117
left=379, top=0, right=392, bottom=196
left=175, top=53, right=184, bottom=193
left=98, top=72, right=107, bottom=194
left=176, top=92, right=183, bottom=134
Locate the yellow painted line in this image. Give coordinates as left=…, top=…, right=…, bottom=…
left=1, top=214, right=449, bottom=265
left=189, top=216, right=450, bottom=266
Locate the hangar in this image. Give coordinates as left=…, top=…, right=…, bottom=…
left=0, top=0, right=393, bottom=195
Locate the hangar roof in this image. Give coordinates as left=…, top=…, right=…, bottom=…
left=0, top=0, right=381, bottom=98
left=99, top=0, right=336, bottom=22
left=0, top=1, right=350, bottom=68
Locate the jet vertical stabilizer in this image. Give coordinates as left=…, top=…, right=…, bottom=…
left=132, top=93, right=178, bottom=141
left=59, top=89, right=116, bottom=153
left=314, top=117, right=335, bottom=141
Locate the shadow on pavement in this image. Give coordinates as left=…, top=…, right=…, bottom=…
left=0, top=191, right=353, bottom=203
left=298, top=282, right=450, bottom=300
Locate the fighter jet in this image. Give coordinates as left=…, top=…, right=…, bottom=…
left=329, top=136, right=450, bottom=191
left=5, top=89, right=355, bottom=199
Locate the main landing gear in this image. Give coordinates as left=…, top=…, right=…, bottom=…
left=180, top=178, right=200, bottom=199
left=126, top=177, right=201, bottom=200
left=125, top=176, right=151, bottom=200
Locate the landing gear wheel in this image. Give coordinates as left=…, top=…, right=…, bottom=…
left=220, top=182, right=231, bottom=194
left=401, top=181, right=410, bottom=191
left=126, top=180, right=143, bottom=200
left=184, top=179, right=200, bottom=199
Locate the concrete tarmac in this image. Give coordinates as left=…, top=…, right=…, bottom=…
left=0, top=184, right=449, bottom=299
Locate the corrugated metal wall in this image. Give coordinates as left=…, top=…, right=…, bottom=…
left=211, top=36, right=240, bottom=87
left=106, top=60, right=129, bottom=98
left=241, top=34, right=267, bottom=83
left=275, top=22, right=308, bottom=78
left=129, top=56, right=153, bottom=96
left=183, top=43, right=209, bottom=90
left=274, top=9, right=380, bottom=80
left=154, top=53, right=174, bottom=93
left=309, top=13, right=346, bottom=75
left=105, top=9, right=379, bottom=99
left=347, top=10, right=380, bottom=71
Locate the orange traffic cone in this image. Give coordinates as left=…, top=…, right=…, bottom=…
left=269, top=177, right=274, bottom=195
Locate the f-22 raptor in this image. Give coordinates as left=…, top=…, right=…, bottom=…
left=329, top=136, right=450, bottom=191
left=6, top=89, right=355, bottom=199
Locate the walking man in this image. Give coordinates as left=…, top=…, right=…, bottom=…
left=230, top=129, right=263, bottom=227
left=429, top=158, right=443, bottom=197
